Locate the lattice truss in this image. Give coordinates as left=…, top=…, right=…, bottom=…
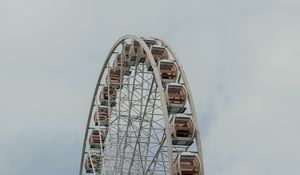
left=79, top=36, right=204, bottom=175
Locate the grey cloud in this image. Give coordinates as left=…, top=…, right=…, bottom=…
left=1, top=0, right=300, bottom=174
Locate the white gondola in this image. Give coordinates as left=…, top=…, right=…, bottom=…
left=170, top=114, right=195, bottom=146
left=139, top=38, right=158, bottom=63
left=99, top=86, right=117, bottom=107
left=94, top=106, right=110, bottom=126
left=142, top=37, right=157, bottom=48
left=158, top=60, right=178, bottom=86
left=85, top=154, right=101, bottom=173
left=112, top=54, right=131, bottom=75
left=174, top=153, right=201, bottom=175
left=106, top=69, right=123, bottom=89
left=165, top=83, right=187, bottom=113
left=123, top=43, right=131, bottom=60
left=146, top=45, right=169, bottom=71
left=128, top=40, right=141, bottom=65
left=89, top=129, right=107, bottom=149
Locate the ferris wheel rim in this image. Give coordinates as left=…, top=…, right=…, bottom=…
left=79, top=35, right=174, bottom=174
left=154, top=38, right=205, bottom=174
left=79, top=35, right=204, bottom=175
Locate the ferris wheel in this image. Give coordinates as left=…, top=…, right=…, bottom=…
left=79, top=35, right=204, bottom=175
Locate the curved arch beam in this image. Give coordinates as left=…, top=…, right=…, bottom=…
left=157, top=38, right=205, bottom=175
left=79, top=35, right=175, bottom=174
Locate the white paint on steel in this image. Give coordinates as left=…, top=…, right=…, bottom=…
left=79, top=35, right=204, bottom=175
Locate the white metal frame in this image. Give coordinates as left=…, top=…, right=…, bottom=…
left=79, top=35, right=204, bottom=175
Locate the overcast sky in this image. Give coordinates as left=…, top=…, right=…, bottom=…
left=1, top=0, right=300, bottom=174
